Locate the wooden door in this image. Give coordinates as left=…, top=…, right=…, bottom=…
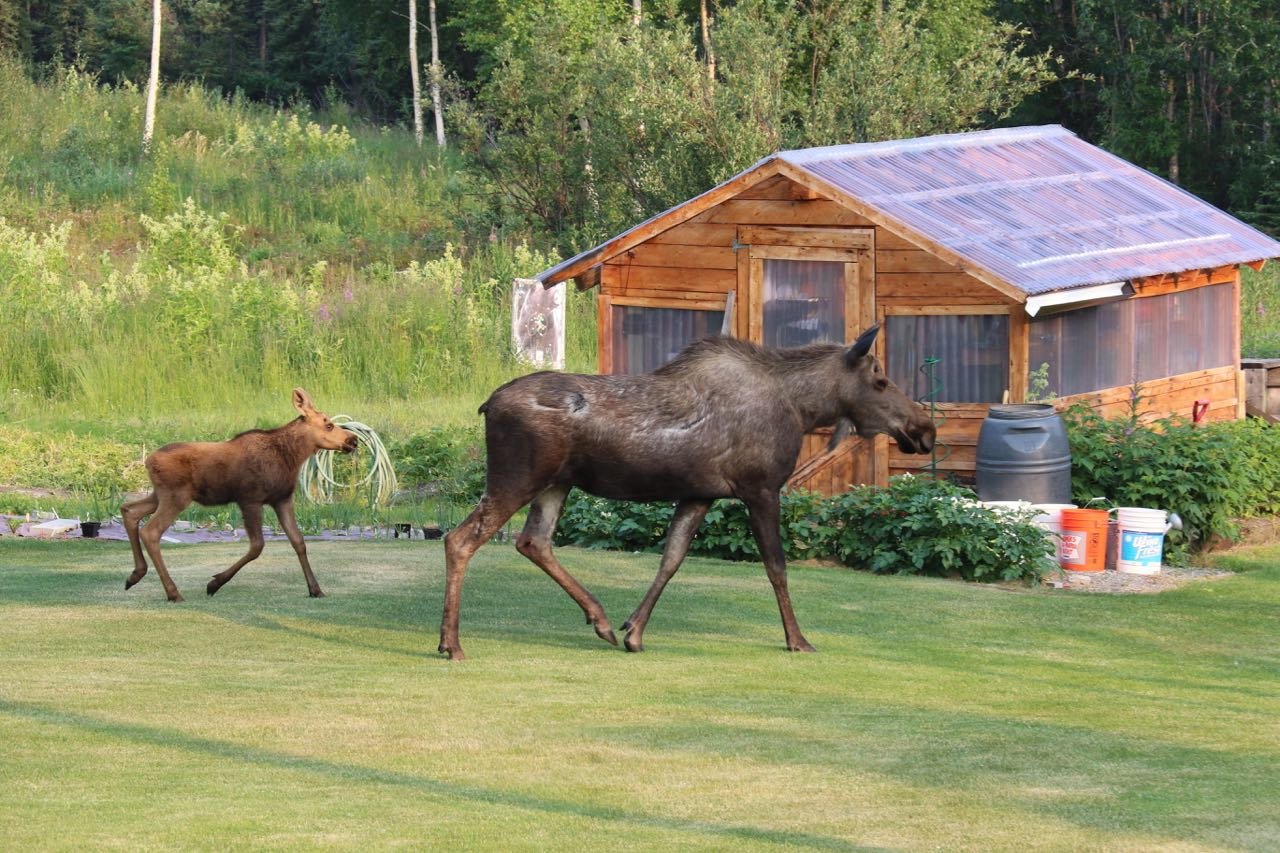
left=736, top=227, right=879, bottom=491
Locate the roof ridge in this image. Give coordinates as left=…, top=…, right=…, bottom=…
left=780, top=125, right=1072, bottom=165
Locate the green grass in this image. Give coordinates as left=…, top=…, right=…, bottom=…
left=1, top=538, right=1278, bottom=849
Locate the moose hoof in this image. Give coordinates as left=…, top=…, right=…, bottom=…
left=594, top=624, right=618, bottom=647
left=438, top=644, right=465, bottom=662
left=167, top=594, right=185, bottom=603
left=623, top=632, right=644, bottom=653
left=309, top=589, right=326, bottom=598
left=206, top=579, right=221, bottom=596
left=124, top=570, right=146, bottom=590
left=787, top=640, right=817, bottom=653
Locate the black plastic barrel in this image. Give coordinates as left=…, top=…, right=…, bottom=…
left=975, top=404, right=1072, bottom=504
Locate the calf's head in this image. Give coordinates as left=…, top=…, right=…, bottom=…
left=293, top=388, right=359, bottom=453
left=835, top=325, right=936, bottom=454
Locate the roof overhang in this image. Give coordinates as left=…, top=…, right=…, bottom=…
left=536, top=156, right=785, bottom=288
left=1024, top=281, right=1131, bottom=317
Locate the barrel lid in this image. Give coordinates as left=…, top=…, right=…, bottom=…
left=986, top=404, right=1058, bottom=420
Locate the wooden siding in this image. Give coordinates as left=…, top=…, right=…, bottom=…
left=595, top=173, right=1245, bottom=495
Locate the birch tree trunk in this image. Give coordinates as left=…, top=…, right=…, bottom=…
left=632, top=0, right=641, bottom=27
left=699, top=0, right=716, bottom=86
left=143, top=0, right=161, bottom=153
left=409, top=0, right=423, bottom=146
left=429, top=0, right=445, bottom=148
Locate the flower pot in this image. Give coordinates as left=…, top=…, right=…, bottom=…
left=80, top=521, right=102, bottom=538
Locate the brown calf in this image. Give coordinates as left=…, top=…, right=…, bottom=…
left=121, top=388, right=358, bottom=602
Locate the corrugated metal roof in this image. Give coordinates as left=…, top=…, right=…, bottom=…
left=780, top=125, right=1280, bottom=295
left=537, top=125, right=1280, bottom=296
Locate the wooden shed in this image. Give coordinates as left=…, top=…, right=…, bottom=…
left=536, top=125, right=1280, bottom=494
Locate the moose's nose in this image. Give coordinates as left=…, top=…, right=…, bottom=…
left=342, top=433, right=359, bottom=453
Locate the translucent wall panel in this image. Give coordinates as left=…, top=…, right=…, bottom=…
left=611, top=305, right=724, bottom=375
left=762, top=259, right=845, bottom=347
left=1029, top=283, right=1233, bottom=396
left=886, top=314, right=1010, bottom=403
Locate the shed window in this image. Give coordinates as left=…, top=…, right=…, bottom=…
left=611, top=305, right=724, bottom=375
left=886, top=314, right=1010, bottom=403
left=1030, top=284, right=1233, bottom=397
left=763, top=259, right=845, bottom=347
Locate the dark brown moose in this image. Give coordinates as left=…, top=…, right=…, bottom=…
left=440, top=325, right=936, bottom=660
left=121, top=388, right=358, bottom=602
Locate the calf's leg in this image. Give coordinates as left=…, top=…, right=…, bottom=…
left=622, top=499, right=711, bottom=653
left=207, top=503, right=265, bottom=597
left=122, top=492, right=159, bottom=589
left=272, top=496, right=325, bottom=597
left=744, top=490, right=815, bottom=652
left=439, top=492, right=527, bottom=661
left=137, top=492, right=192, bottom=602
left=514, top=485, right=616, bottom=648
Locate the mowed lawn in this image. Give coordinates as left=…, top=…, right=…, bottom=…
left=1, top=538, right=1277, bottom=851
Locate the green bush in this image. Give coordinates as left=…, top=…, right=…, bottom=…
left=555, top=477, right=1056, bottom=583
left=1063, top=402, right=1280, bottom=557
left=391, top=426, right=486, bottom=505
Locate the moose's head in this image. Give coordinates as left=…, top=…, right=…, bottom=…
left=293, top=388, right=359, bottom=453
left=834, top=325, right=936, bottom=454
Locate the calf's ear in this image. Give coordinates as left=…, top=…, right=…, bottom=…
left=845, top=324, right=880, bottom=366
left=293, top=387, right=315, bottom=415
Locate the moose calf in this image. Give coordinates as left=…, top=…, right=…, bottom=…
left=121, top=388, right=358, bottom=602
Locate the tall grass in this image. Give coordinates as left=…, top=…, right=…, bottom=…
left=0, top=58, right=596, bottom=436
left=1241, top=263, right=1280, bottom=357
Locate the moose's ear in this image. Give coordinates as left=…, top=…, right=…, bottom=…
left=844, top=324, right=880, bottom=366
left=292, top=388, right=315, bottom=415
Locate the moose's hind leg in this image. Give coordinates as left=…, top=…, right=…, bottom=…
left=207, top=503, right=265, bottom=596
left=514, top=485, right=617, bottom=648
left=137, top=492, right=192, bottom=602
left=122, top=492, right=159, bottom=590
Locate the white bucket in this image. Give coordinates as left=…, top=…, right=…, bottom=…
left=1030, top=504, right=1077, bottom=560
left=1115, top=507, right=1168, bottom=575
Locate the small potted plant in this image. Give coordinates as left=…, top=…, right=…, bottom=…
left=75, top=481, right=118, bottom=538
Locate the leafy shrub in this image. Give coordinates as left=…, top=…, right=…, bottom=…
left=391, top=426, right=486, bottom=504
left=555, top=477, right=1056, bottom=583
left=1063, top=402, right=1280, bottom=557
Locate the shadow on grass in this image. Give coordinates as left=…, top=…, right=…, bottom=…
left=0, top=696, right=876, bottom=851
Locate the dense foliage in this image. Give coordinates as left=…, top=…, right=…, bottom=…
left=556, top=476, right=1058, bottom=583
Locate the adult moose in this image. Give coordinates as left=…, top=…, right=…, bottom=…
left=440, top=325, right=936, bottom=660
left=121, top=388, right=358, bottom=602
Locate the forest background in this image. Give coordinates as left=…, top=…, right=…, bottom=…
left=2, top=0, right=1280, bottom=521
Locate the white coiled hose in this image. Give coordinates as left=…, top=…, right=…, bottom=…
left=298, top=416, right=397, bottom=507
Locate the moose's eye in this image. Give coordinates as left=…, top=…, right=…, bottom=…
left=874, top=376, right=890, bottom=391
left=325, top=423, right=334, bottom=431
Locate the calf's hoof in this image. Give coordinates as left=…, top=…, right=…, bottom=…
left=787, top=639, right=817, bottom=653
left=167, top=593, right=185, bottom=603
left=124, top=569, right=147, bottom=590
left=437, top=642, right=465, bottom=662
left=624, top=634, right=644, bottom=654
left=308, top=589, right=326, bottom=598
left=593, top=621, right=618, bottom=647
left=206, top=579, right=222, bottom=596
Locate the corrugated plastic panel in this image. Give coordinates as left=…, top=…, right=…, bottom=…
left=782, top=125, right=1280, bottom=295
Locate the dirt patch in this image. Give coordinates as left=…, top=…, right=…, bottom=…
left=1039, top=564, right=1235, bottom=594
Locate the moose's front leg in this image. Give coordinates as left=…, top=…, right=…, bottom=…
left=623, top=499, right=710, bottom=652
left=744, top=490, right=815, bottom=653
